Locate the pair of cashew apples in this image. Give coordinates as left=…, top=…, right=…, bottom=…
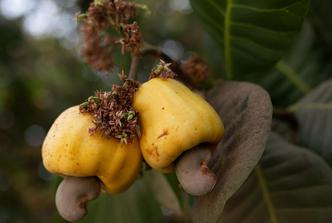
left=42, top=77, right=224, bottom=221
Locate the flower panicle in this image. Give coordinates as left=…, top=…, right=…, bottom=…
left=79, top=0, right=143, bottom=72
left=79, top=77, right=140, bottom=143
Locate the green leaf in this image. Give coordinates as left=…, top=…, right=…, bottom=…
left=221, top=133, right=332, bottom=223
left=310, top=0, right=332, bottom=50
left=190, top=0, right=309, bottom=79
left=259, top=23, right=332, bottom=107
left=78, top=177, right=163, bottom=223
left=291, top=78, right=332, bottom=166
left=192, top=81, right=272, bottom=223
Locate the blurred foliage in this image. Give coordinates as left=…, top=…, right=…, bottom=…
left=188, top=1, right=332, bottom=223
left=0, top=13, right=105, bottom=223
left=222, top=133, right=332, bottom=223
left=310, top=0, right=332, bottom=51
left=79, top=176, right=163, bottom=223
left=1, top=0, right=332, bottom=223
left=259, top=22, right=332, bottom=107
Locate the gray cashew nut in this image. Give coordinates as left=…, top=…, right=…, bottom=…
left=55, top=176, right=101, bottom=222
left=176, top=147, right=216, bottom=196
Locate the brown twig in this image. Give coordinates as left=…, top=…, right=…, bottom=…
left=141, top=44, right=198, bottom=88
left=141, top=44, right=173, bottom=63
left=128, top=54, right=140, bottom=80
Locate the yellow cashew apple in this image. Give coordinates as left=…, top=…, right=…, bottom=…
left=133, top=78, right=224, bottom=171
left=42, top=106, right=142, bottom=194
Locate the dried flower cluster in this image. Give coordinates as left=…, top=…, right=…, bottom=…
left=118, top=22, right=142, bottom=54
left=80, top=0, right=142, bottom=72
left=181, top=54, right=209, bottom=83
left=81, top=25, right=114, bottom=71
left=149, top=60, right=177, bottom=79
left=79, top=78, right=140, bottom=143
left=87, top=0, right=136, bottom=29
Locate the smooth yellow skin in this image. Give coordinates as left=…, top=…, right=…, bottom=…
left=42, top=106, right=142, bottom=194
left=133, top=78, right=224, bottom=170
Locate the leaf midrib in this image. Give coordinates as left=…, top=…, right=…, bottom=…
left=289, top=103, right=332, bottom=112
left=255, top=166, right=279, bottom=223
left=225, top=0, right=234, bottom=80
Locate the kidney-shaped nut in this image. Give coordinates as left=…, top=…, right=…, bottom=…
left=55, top=176, right=101, bottom=222
left=42, top=106, right=142, bottom=194
left=133, top=78, right=224, bottom=171
left=176, top=146, right=217, bottom=196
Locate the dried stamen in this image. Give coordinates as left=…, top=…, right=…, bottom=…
left=80, top=78, right=140, bottom=143
left=149, top=60, right=177, bottom=79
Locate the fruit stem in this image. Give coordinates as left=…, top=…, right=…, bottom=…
left=141, top=44, right=197, bottom=88
left=128, top=54, right=140, bottom=80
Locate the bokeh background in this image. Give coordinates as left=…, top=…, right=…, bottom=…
left=1, top=0, right=332, bottom=222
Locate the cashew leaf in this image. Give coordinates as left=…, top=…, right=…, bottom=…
left=292, top=78, right=332, bottom=166
left=258, top=23, right=332, bottom=107
left=191, top=81, right=273, bottom=223
left=221, top=133, right=332, bottom=223
left=190, top=0, right=309, bottom=79
left=310, top=0, right=332, bottom=50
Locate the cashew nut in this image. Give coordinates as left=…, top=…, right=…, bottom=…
left=55, top=176, right=101, bottom=222
left=176, top=147, right=216, bottom=196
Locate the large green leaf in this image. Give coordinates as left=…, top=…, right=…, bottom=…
left=310, top=0, right=332, bottom=50
left=259, top=23, right=332, bottom=107
left=192, top=81, right=272, bottom=223
left=221, top=133, right=332, bottom=223
left=78, top=176, right=163, bottom=223
left=190, top=0, right=309, bottom=79
left=291, top=78, right=332, bottom=166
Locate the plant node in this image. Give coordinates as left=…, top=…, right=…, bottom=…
left=149, top=60, right=177, bottom=79
left=80, top=77, right=140, bottom=143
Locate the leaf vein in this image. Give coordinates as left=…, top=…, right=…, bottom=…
left=256, top=166, right=279, bottom=223
left=206, top=0, right=226, bottom=16
left=276, top=60, right=311, bottom=94
left=289, top=103, right=332, bottom=112
left=225, top=0, right=234, bottom=79
left=277, top=207, right=332, bottom=212
left=272, top=184, right=329, bottom=195
left=232, top=2, right=304, bottom=17
left=232, top=21, right=298, bottom=35
left=231, top=35, right=285, bottom=56
left=193, top=3, right=225, bottom=34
